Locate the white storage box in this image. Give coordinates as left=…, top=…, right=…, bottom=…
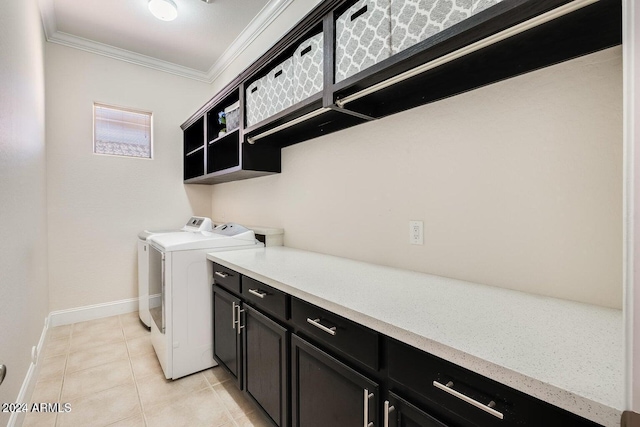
left=264, top=57, right=294, bottom=117
left=471, top=0, right=503, bottom=15
left=224, top=101, right=240, bottom=132
left=390, top=0, right=473, bottom=55
left=245, top=77, right=270, bottom=127
left=293, top=33, right=324, bottom=103
left=335, top=0, right=392, bottom=83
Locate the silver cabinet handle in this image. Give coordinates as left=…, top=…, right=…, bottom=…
left=383, top=400, right=395, bottom=427
left=433, top=380, right=504, bottom=420
left=363, top=389, right=374, bottom=427
left=0, top=365, right=6, bottom=386
left=248, top=289, right=266, bottom=299
left=215, top=271, right=229, bottom=278
left=306, top=318, right=336, bottom=336
left=237, top=304, right=245, bottom=336
left=232, top=302, right=238, bottom=330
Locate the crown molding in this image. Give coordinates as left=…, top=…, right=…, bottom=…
left=37, top=0, right=57, bottom=37
left=47, top=31, right=212, bottom=82
left=37, top=0, right=295, bottom=84
left=205, top=0, right=295, bottom=83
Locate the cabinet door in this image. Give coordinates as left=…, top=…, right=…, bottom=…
left=212, top=285, right=242, bottom=388
left=243, top=305, right=289, bottom=427
left=385, top=392, right=449, bottom=427
left=291, top=334, right=378, bottom=427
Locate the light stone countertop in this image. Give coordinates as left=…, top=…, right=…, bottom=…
left=206, top=246, right=624, bottom=426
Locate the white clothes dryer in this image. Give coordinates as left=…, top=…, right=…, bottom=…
left=137, top=217, right=213, bottom=328
left=147, top=223, right=262, bottom=379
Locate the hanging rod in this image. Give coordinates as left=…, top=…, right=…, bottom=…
left=246, top=107, right=331, bottom=144
left=335, top=0, right=600, bottom=108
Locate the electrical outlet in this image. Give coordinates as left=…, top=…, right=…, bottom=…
left=409, top=220, right=423, bottom=245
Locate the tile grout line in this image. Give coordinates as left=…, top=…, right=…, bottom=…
left=121, top=315, right=149, bottom=427
left=59, top=317, right=137, bottom=427
left=209, top=381, right=241, bottom=427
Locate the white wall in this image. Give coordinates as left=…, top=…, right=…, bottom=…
left=211, top=46, right=623, bottom=309
left=45, top=44, right=214, bottom=311
left=0, top=0, right=48, bottom=422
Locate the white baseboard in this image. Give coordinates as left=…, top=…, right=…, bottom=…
left=7, top=299, right=139, bottom=426
left=48, top=297, right=139, bottom=327
left=7, top=317, right=49, bottom=427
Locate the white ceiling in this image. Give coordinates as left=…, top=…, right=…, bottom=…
left=38, top=0, right=293, bottom=82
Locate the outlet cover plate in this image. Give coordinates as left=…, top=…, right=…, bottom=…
left=409, top=220, right=423, bottom=245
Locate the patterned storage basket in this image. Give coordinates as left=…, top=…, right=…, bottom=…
left=293, top=33, right=324, bottom=103
left=471, top=0, right=503, bottom=14
left=245, top=77, right=270, bottom=127
left=224, top=101, right=240, bottom=132
left=390, top=0, right=503, bottom=55
left=335, top=0, right=392, bottom=83
left=264, top=57, right=295, bottom=118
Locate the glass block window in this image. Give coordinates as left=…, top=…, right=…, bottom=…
left=93, top=103, right=152, bottom=159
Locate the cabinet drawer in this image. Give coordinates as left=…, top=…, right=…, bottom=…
left=241, top=276, right=288, bottom=321
left=212, top=263, right=241, bottom=295
left=387, top=339, right=599, bottom=427
left=290, top=298, right=379, bottom=371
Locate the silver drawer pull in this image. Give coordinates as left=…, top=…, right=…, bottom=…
left=232, top=302, right=238, bottom=329
left=237, top=304, right=245, bottom=336
left=215, top=271, right=229, bottom=278
left=306, top=318, right=336, bottom=336
left=248, top=289, right=266, bottom=299
left=433, top=380, right=504, bottom=420
left=363, top=389, right=374, bottom=427
left=383, top=400, right=395, bottom=427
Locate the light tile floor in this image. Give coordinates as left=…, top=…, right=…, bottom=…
left=22, top=312, right=270, bottom=427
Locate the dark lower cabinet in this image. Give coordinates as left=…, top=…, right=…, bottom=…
left=386, top=392, right=449, bottom=427
left=291, top=334, right=378, bottom=427
left=243, top=305, right=289, bottom=427
left=212, top=267, right=604, bottom=427
left=212, top=285, right=242, bottom=388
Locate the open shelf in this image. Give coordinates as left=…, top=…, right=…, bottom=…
left=186, top=143, right=281, bottom=185
left=207, top=89, right=240, bottom=143
left=184, top=148, right=205, bottom=180
left=184, top=116, right=204, bottom=155
left=207, top=129, right=240, bottom=174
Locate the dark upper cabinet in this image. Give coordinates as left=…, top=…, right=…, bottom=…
left=212, top=285, right=242, bottom=388
left=243, top=305, right=289, bottom=427
left=183, top=117, right=205, bottom=181
left=291, top=334, right=379, bottom=427
left=182, top=0, right=621, bottom=184
left=183, top=87, right=281, bottom=184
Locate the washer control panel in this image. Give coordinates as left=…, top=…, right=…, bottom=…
left=182, top=217, right=213, bottom=232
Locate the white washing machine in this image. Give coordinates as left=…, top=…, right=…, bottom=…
left=137, top=217, right=213, bottom=327
left=147, top=223, right=262, bottom=379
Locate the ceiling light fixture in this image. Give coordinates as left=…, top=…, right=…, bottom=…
left=148, top=0, right=178, bottom=21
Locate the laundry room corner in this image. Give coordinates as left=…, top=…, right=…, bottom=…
left=44, top=42, right=215, bottom=313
